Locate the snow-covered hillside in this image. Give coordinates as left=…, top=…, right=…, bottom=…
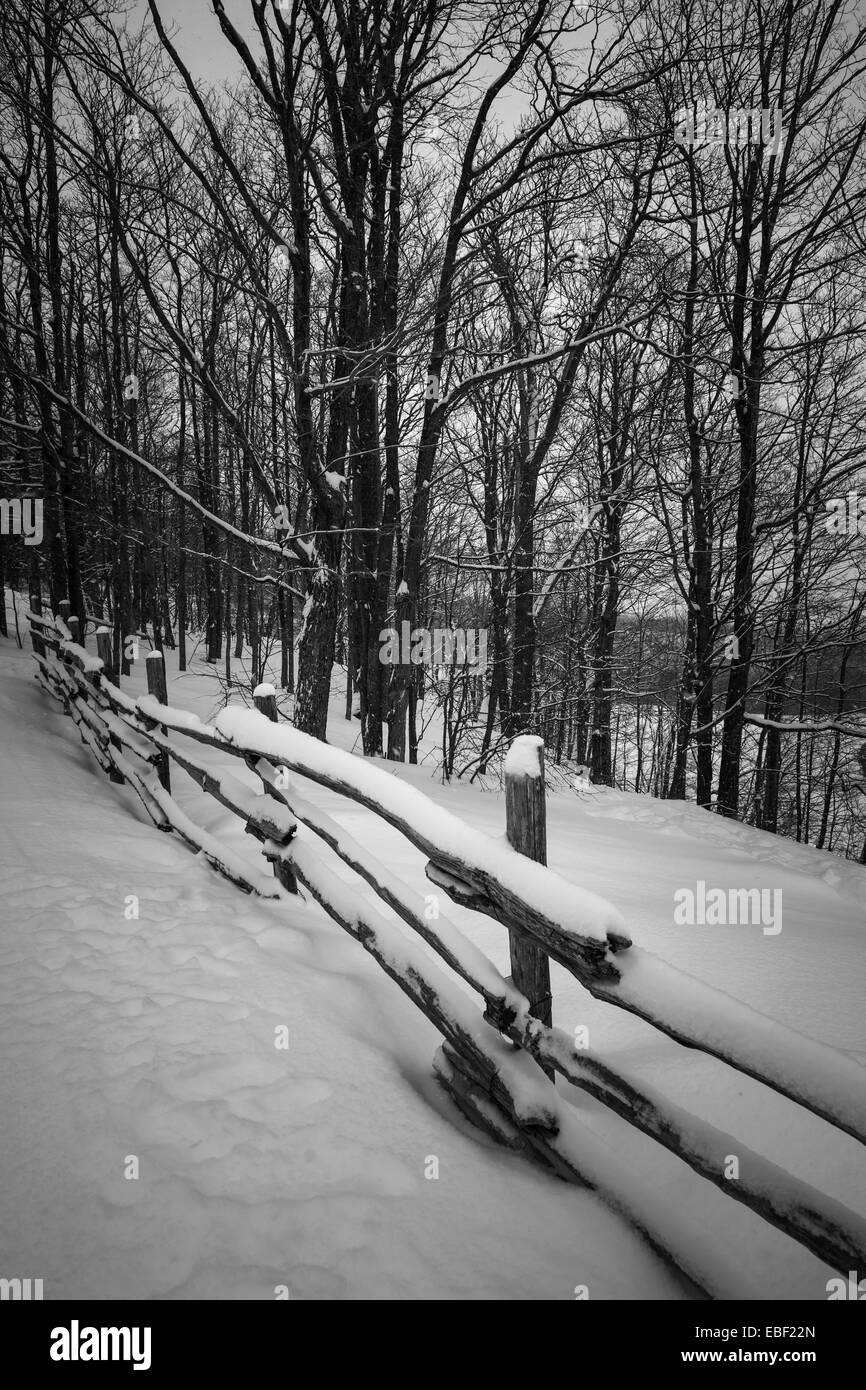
left=1, top=619, right=864, bottom=1300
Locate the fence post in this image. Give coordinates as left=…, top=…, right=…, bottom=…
left=145, top=651, right=171, bottom=792
left=252, top=682, right=296, bottom=892
left=58, top=598, right=71, bottom=629
left=96, top=627, right=115, bottom=684
left=29, top=587, right=44, bottom=658
left=505, top=735, right=554, bottom=1078
left=253, top=682, right=278, bottom=722
left=89, top=643, right=124, bottom=783
left=269, top=846, right=297, bottom=895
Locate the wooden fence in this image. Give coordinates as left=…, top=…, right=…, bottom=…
left=27, top=603, right=866, bottom=1299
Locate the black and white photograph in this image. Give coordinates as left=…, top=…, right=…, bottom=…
left=0, top=0, right=865, bottom=1338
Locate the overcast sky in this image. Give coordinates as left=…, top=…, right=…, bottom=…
left=134, top=0, right=250, bottom=86
left=133, top=0, right=540, bottom=129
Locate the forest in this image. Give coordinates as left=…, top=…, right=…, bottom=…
left=2, top=0, right=866, bottom=859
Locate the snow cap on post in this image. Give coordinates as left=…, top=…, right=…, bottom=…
left=253, top=683, right=278, bottom=722
left=505, top=734, right=544, bottom=780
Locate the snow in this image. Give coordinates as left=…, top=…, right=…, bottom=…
left=213, top=706, right=629, bottom=952
left=147, top=778, right=284, bottom=898
left=286, top=837, right=557, bottom=1129
left=253, top=682, right=276, bottom=699
left=0, top=632, right=687, bottom=1300
left=260, top=763, right=525, bottom=1013
left=504, top=734, right=544, bottom=779
left=285, top=833, right=760, bottom=1296
left=100, top=674, right=139, bottom=715
left=58, top=638, right=102, bottom=674
left=611, top=946, right=866, bottom=1141
left=136, top=693, right=214, bottom=733
left=101, top=707, right=166, bottom=763
left=2, top=606, right=865, bottom=1299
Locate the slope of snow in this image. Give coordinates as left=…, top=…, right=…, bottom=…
left=2, top=609, right=865, bottom=1299
left=0, top=633, right=685, bottom=1300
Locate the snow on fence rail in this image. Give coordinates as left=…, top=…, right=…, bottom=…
left=27, top=607, right=866, bottom=1295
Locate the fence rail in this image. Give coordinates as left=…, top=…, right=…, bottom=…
left=26, top=606, right=866, bottom=1298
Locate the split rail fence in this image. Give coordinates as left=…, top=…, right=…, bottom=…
left=27, top=602, right=866, bottom=1299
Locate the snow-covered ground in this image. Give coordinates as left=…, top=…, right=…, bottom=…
left=1, top=609, right=864, bottom=1299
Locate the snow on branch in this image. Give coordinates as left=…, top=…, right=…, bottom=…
left=745, top=713, right=866, bottom=740
left=34, top=380, right=315, bottom=568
